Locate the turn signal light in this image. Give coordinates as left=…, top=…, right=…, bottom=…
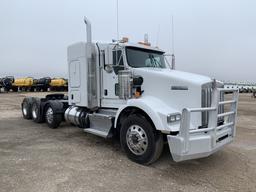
left=135, top=91, right=141, bottom=98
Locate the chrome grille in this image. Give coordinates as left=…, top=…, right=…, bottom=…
left=201, top=87, right=212, bottom=127
left=201, top=85, right=224, bottom=128
left=118, top=70, right=132, bottom=99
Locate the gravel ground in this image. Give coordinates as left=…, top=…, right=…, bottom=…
left=0, top=92, right=256, bottom=192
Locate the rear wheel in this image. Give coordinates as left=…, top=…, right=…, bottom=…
left=21, top=97, right=34, bottom=119
left=44, top=103, right=63, bottom=129
left=31, top=99, right=44, bottom=123
left=120, top=114, right=163, bottom=165
left=12, top=87, right=18, bottom=92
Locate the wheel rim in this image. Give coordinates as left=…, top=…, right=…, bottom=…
left=126, top=125, right=148, bottom=155
left=46, top=107, right=53, bottom=124
left=32, top=105, right=38, bottom=119
left=22, top=104, right=28, bottom=116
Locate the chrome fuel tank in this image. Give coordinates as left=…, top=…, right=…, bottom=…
left=64, top=106, right=88, bottom=128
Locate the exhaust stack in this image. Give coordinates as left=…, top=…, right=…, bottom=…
left=83, top=16, right=92, bottom=44
left=83, top=16, right=98, bottom=109
left=84, top=16, right=92, bottom=58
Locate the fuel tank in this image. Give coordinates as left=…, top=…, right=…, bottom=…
left=50, top=78, right=67, bottom=87
left=13, top=77, right=33, bottom=87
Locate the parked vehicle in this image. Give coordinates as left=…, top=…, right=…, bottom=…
left=49, top=78, right=68, bottom=91
left=32, top=77, right=51, bottom=92
left=0, top=76, right=16, bottom=92
left=12, top=77, right=33, bottom=91
left=0, top=78, right=2, bottom=92
left=1, top=76, right=66, bottom=92
left=21, top=17, right=239, bottom=164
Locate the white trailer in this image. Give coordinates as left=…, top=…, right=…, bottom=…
left=21, top=17, right=239, bottom=164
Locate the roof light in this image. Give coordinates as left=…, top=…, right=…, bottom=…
left=121, top=37, right=129, bottom=43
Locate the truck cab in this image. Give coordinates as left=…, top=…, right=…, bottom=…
left=21, top=17, right=239, bottom=164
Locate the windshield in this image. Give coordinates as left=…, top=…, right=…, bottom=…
left=126, top=47, right=166, bottom=68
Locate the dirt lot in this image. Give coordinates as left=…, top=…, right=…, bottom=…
left=0, top=92, right=256, bottom=192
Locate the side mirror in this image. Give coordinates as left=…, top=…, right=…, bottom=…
left=104, top=47, right=114, bottom=73
left=105, top=64, right=113, bottom=73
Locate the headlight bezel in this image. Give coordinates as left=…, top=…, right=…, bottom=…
left=167, top=113, right=181, bottom=123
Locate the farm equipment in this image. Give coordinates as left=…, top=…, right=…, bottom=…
left=0, top=76, right=15, bottom=92
left=0, top=78, right=2, bottom=92
left=12, top=77, right=33, bottom=91
left=32, top=77, right=51, bottom=92
left=21, top=17, right=239, bottom=164
left=49, top=78, right=68, bottom=91
left=0, top=76, right=68, bottom=92
left=0, top=78, right=2, bottom=91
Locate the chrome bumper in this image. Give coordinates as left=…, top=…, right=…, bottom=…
left=168, top=88, right=239, bottom=162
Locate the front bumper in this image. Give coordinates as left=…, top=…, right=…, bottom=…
left=167, top=88, right=239, bottom=162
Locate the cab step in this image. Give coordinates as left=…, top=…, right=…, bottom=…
left=84, top=110, right=116, bottom=138
left=84, top=128, right=111, bottom=138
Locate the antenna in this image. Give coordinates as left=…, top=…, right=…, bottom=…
left=156, top=24, right=160, bottom=47
left=171, top=15, right=175, bottom=54
left=113, top=0, right=120, bottom=67
left=171, top=15, right=175, bottom=69
left=144, top=33, right=149, bottom=44
left=116, top=0, right=119, bottom=41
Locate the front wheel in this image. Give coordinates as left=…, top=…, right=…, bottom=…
left=120, top=114, right=163, bottom=165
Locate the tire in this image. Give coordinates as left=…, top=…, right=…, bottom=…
left=21, top=97, right=34, bottom=119
left=12, top=87, right=18, bottom=92
left=31, top=99, right=44, bottom=123
left=44, top=102, right=63, bottom=129
left=120, top=114, right=163, bottom=165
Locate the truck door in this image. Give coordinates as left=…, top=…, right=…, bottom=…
left=101, top=47, right=126, bottom=108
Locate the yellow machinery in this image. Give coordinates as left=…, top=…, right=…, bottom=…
left=13, top=77, right=33, bottom=87
left=50, top=78, right=67, bottom=87
left=50, top=78, right=68, bottom=91
left=1, top=76, right=68, bottom=92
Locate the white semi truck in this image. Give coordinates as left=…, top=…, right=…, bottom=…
left=21, top=17, right=239, bottom=164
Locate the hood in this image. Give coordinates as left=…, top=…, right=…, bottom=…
left=132, top=68, right=212, bottom=86
left=132, top=68, right=213, bottom=129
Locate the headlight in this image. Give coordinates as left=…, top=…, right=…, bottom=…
left=167, top=113, right=181, bottom=123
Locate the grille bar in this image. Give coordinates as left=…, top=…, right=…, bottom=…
left=201, top=87, right=212, bottom=127
left=201, top=85, right=224, bottom=127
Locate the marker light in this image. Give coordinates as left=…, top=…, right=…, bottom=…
left=134, top=91, right=141, bottom=98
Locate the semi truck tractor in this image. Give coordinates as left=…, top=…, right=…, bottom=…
left=21, top=17, right=239, bottom=164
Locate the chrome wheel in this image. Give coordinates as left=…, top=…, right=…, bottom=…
left=46, top=107, right=53, bottom=124
left=22, top=105, right=28, bottom=116
left=32, top=105, right=37, bottom=119
left=126, top=125, right=148, bottom=155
